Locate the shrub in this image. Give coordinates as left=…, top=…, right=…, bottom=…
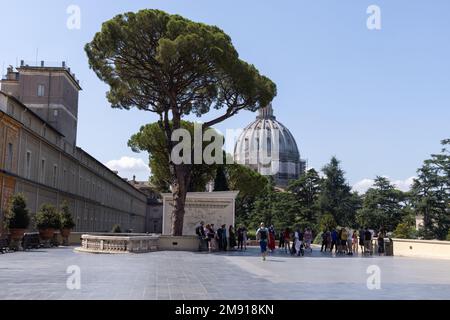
left=319, top=213, right=337, bottom=232
left=393, top=222, right=416, bottom=239
left=35, top=204, right=61, bottom=230
left=447, top=231, right=450, bottom=241
left=4, top=194, right=30, bottom=229
left=59, top=201, right=75, bottom=229
left=246, top=230, right=256, bottom=240
left=111, top=224, right=122, bottom=233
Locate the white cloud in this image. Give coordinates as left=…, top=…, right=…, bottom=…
left=352, top=179, right=376, bottom=194
left=352, top=176, right=416, bottom=194
left=105, top=156, right=150, bottom=181
left=392, top=177, right=416, bottom=192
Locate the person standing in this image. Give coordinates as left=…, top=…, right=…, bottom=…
left=304, top=228, right=313, bottom=253
left=279, top=230, right=285, bottom=249
left=268, top=225, right=276, bottom=252
left=237, top=226, right=245, bottom=251
left=364, top=228, right=372, bottom=255
left=352, top=230, right=359, bottom=254
left=377, top=231, right=385, bottom=256
left=216, top=225, right=223, bottom=251
left=320, top=229, right=329, bottom=252
left=229, top=225, right=236, bottom=250
left=330, top=229, right=338, bottom=253
left=221, top=224, right=228, bottom=251
left=256, top=223, right=269, bottom=261
left=341, top=228, right=348, bottom=255
left=294, top=227, right=304, bottom=256
left=359, top=228, right=365, bottom=253
left=195, top=221, right=207, bottom=252
left=210, top=224, right=217, bottom=251
left=205, top=224, right=214, bottom=252
left=346, top=229, right=353, bottom=255
left=283, top=228, right=291, bottom=253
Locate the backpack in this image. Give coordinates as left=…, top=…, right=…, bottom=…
left=259, top=229, right=268, bottom=240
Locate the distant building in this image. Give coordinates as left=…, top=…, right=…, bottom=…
left=234, top=104, right=306, bottom=188
left=129, top=177, right=163, bottom=233
left=0, top=62, right=148, bottom=234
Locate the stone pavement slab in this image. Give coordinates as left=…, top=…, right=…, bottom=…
left=1, top=246, right=450, bottom=300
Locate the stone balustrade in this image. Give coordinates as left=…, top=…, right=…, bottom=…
left=76, top=234, right=159, bottom=254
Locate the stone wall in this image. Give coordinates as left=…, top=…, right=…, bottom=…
left=392, top=238, right=450, bottom=260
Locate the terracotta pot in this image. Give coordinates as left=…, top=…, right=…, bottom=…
left=60, top=228, right=71, bottom=238
left=9, top=228, right=27, bottom=241
left=39, top=228, right=55, bottom=240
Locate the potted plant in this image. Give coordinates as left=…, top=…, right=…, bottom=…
left=4, top=194, right=30, bottom=249
left=111, top=224, right=122, bottom=233
left=35, top=204, right=61, bottom=243
left=59, top=201, right=75, bottom=246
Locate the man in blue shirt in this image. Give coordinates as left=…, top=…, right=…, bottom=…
left=330, top=229, right=338, bottom=253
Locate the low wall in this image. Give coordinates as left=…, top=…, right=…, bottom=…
left=392, top=238, right=450, bottom=260
left=76, top=234, right=159, bottom=254
left=158, top=235, right=199, bottom=251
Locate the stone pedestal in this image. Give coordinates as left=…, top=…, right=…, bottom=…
left=161, top=191, right=239, bottom=236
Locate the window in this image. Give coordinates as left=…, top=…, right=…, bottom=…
left=37, top=84, right=45, bottom=97
left=6, top=143, right=13, bottom=171
left=40, top=159, right=46, bottom=183
left=25, top=151, right=31, bottom=179
left=53, top=165, right=58, bottom=188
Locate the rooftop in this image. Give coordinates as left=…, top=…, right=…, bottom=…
left=2, top=60, right=82, bottom=90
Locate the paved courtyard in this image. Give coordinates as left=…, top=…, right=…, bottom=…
left=1, top=246, right=450, bottom=300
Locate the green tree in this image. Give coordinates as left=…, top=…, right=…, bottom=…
left=4, top=194, right=30, bottom=230
left=128, top=121, right=218, bottom=193
left=356, top=176, right=406, bottom=232
left=288, top=168, right=322, bottom=227
left=393, top=222, right=416, bottom=239
left=411, top=139, right=450, bottom=240
left=227, top=164, right=268, bottom=227
left=319, top=213, right=337, bottom=232
left=59, top=201, right=76, bottom=230
left=213, top=165, right=229, bottom=191
left=35, top=204, right=61, bottom=230
left=318, top=157, right=359, bottom=226
left=86, top=9, right=276, bottom=235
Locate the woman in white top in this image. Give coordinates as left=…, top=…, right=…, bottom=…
left=294, top=229, right=302, bottom=256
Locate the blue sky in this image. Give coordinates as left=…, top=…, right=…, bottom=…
left=0, top=0, right=449, bottom=192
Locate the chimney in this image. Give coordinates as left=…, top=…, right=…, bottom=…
left=62, top=61, right=66, bottom=68
left=133, top=175, right=136, bottom=183
left=20, top=60, right=24, bottom=67
left=40, top=61, right=44, bottom=67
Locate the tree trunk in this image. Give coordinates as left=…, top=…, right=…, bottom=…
left=171, top=164, right=191, bottom=236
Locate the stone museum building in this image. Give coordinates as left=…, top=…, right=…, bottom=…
left=0, top=61, right=149, bottom=234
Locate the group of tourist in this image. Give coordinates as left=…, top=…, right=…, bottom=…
left=195, top=221, right=249, bottom=252
left=319, top=227, right=386, bottom=256
left=196, top=221, right=388, bottom=259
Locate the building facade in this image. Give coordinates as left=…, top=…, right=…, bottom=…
left=128, top=178, right=163, bottom=234
left=0, top=62, right=148, bottom=234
